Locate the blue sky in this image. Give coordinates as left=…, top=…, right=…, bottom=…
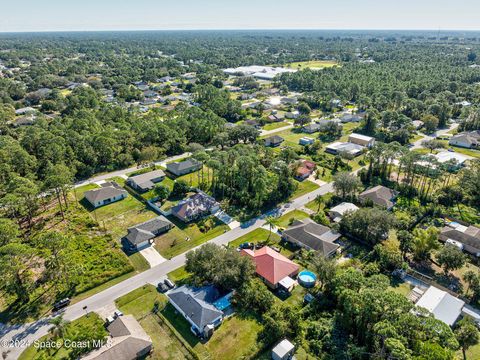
left=2, top=0, right=480, bottom=32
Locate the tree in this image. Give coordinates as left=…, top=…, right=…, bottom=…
left=339, top=208, right=396, bottom=245
left=265, top=216, right=276, bottom=243
left=43, top=163, right=74, bottom=220
left=235, top=278, right=275, bottom=314
left=0, top=242, right=37, bottom=302
left=294, top=114, right=310, bottom=127
left=154, top=184, right=170, bottom=202
left=463, top=270, right=480, bottom=300
left=412, top=227, right=440, bottom=262
left=422, top=114, right=439, bottom=134
left=49, top=315, right=70, bottom=338
left=422, top=139, right=445, bottom=153
left=374, top=238, right=404, bottom=271
left=0, top=218, right=20, bottom=246
left=313, top=194, right=325, bottom=213
left=467, top=51, right=477, bottom=62
left=437, top=245, right=466, bottom=275
left=311, top=256, right=336, bottom=290
left=185, top=243, right=255, bottom=290
left=455, top=317, right=480, bottom=360
left=298, top=102, right=311, bottom=115
left=171, top=180, right=190, bottom=198
left=332, top=172, right=361, bottom=200
left=397, top=230, right=414, bottom=257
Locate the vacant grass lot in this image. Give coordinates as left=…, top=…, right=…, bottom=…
left=273, top=209, right=310, bottom=228
left=284, top=60, right=339, bottom=69
left=155, top=216, right=229, bottom=259
left=262, top=121, right=290, bottom=131
left=291, top=179, right=320, bottom=199
left=228, top=228, right=296, bottom=257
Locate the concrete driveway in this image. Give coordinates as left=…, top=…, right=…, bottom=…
left=139, top=246, right=166, bottom=267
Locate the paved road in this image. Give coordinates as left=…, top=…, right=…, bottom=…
left=411, top=123, right=459, bottom=150
left=0, top=181, right=333, bottom=359
left=74, top=153, right=191, bottom=188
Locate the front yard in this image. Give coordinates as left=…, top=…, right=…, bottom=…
left=291, top=179, right=320, bottom=199
left=155, top=216, right=229, bottom=259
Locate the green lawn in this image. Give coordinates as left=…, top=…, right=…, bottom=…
left=18, top=313, right=107, bottom=360
left=305, top=193, right=334, bottom=213
left=388, top=278, right=413, bottom=297
left=167, top=266, right=192, bottom=284
left=284, top=60, right=339, bottom=69
left=260, top=128, right=306, bottom=150
left=228, top=227, right=296, bottom=257
left=128, top=252, right=150, bottom=272
left=273, top=209, right=310, bottom=228
left=262, top=121, right=290, bottom=131
left=291, top=180, right=320, bottom=199
left=116, top=286, right=193, bottom=360
left=155, top=216, right=229, bottom=259
left=459, top=342, right=480, bottom=360
left=77, top=182, right=158, bottom=240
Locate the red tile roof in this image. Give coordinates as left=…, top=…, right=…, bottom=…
left=241, top=247, right=299, bottom=285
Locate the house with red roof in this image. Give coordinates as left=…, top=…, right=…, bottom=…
left=241, top=246, right=299, bottom=290
left=294, top=160, right=316, bottom=181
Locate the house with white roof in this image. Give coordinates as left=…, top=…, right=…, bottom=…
left=329, top=202, right=359, bottom=223
left=415, top=286, right=464, bottom=326
left=348, top=133, right=375, bottom=148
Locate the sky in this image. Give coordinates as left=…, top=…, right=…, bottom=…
left=2, top=0, right=480, bottom=33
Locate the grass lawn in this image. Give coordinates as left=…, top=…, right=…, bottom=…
left=128, top=252, right=150, bottom=272
left=459, top=343, right=480, bottom=360
left=388, top=278, right=413, bottom=297
left=291, top=180, right=320, bottom=199
left=284, top=60, right=339, bottom=69
left=262, top=121, right=290, bottom=131
left=260, top=128, right=306, bottom=151
left=18, top=313, right=107, bottom=360
left=116, top=285, right=193, bottom=360
left=228, top=228, right=296, bottom=257
left=167, top=266, right=192, bottom=284
left=203, top=313, right=264, bottom=360
left=77, top=182, right=158, bottom=240
left=273, top=209, right=310, bottom=228
left=155, top=216, right=229, bottom=259
left=305, top=193, right=334, bottom=213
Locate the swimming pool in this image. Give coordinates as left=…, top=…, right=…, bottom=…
left=298, top=270, right=317, bottom=288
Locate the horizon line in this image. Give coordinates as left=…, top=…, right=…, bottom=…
left=1, top=28, right=480, bottom=34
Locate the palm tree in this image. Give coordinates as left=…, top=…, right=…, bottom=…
left=314, top=194, right=325, bottom=213
left=265, top=216, right=276, bottom=244
left=48, top=315, right=70, bottom=339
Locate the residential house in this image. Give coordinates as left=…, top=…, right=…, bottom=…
left=245, top=119, right=261, bottom=128
left=13, top=115, right=36, bottom=127
left=264, top=135, right=284, bottom=147
left=272, top=339, right=295, bottom=360
left=358, top=185, right=398, bottom=210
left=171, top=192, right=220, bottom=223
left=302, top=123, right=322, bottom=134
left=340, top=113, right=364, bottom=123
left=282, top=218, right=342, bottom=257
left=329, top=202, right=359, bottom=223
left=83, top=315, right=152, bottom=360
left=325, top=142, right=364, bottom=156
left=316, top=119, right=342, bottom=130
left=267, top=113, right=285, bottom=122
left=84, top=182, right=128, bottom=208
left=123, top=216, right=173, bottom=251
left=414, top=286, right=465, bottom=326
left=299, top=137, right=315, bottom=146
left=241, top=246, right=299, bottom=290
left=411, top=120, right=424, bottom=130
left=14, top=107, right=35, bottom=115
left=434, top=151, right=470, bottom=170
left=449, top=131, right=480, bottom=149
left=294, top=160, right=316, bottom=181
left=439, top=222, right=480, bottom=257
left=285, top=111, right=299, bottom=119
left=348, top=133, right=375, bottom=148
left=166, top=158, right=202, bottom=177
left=126, top=169, right=166, bottom=193
left=167, top=285, right=228, bottom=338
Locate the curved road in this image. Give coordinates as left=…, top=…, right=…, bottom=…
left=0, top=181, right=333, bottom=359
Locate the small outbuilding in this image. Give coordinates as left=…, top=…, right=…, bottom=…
left=272, top=339, right=295, bottom=360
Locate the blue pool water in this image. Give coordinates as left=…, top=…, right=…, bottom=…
left=298, top=270, right=317, bottom=288
left=213, top=293, right=232, bottom=311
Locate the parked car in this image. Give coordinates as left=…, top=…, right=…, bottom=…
left=52, top=298, right=70, bottom=311
left=114, top=310, right=123, bottom=318
left=239, top=242, right=254, bottom=250
left=157, top=282, right=169, bottom=293
left=164, top=278, right=175, bottom=289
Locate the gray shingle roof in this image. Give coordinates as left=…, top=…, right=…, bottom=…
left=168, top=285, right=223, bottom=331
left=166, top=158, right=201, bottom=175
left=84, top=183, right=127, bottom=204
left=283, top=218, right=341, bottom=256
left=124, top=216, right=173, bottom=245
left=127, top=169, right=165, bottom=191
left=358, top=185, right=398, bottom=209
left=440, top=226, right=480, bottom=255
left=171, top=192, right=218, bottom=221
